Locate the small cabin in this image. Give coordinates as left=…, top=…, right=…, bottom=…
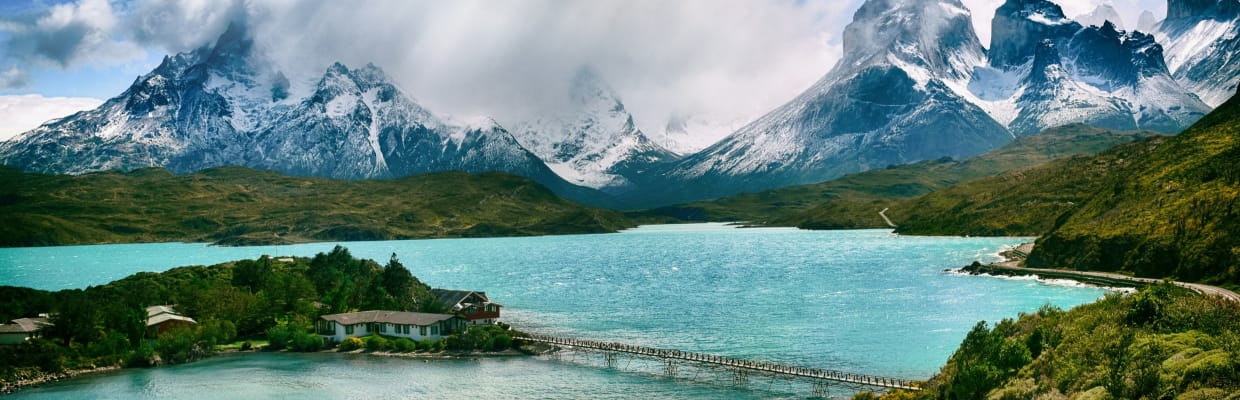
left=316, top=310, right=464, bottom=343
left=0, top=317, right=52, bottom=345
left=430, top=288, right=502, bottom=325
left=146, top=305, right=197, bottom=338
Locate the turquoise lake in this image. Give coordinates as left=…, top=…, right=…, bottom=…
left=1, top=224, right=1115, bottom=398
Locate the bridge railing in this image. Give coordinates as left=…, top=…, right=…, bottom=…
left=520, top=333, right=920, bottom=391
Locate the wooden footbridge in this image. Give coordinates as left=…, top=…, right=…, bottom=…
left=521, top=333, right=921, bottom=396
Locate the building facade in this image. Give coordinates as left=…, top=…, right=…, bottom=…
left=430, top=289, right=502, bottom=325
left=317, top=310, right=464, bottom=343
left=0, top=317, right=51, bottom=345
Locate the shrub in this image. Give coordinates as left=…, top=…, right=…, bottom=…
left=487, top=334, right=512, bottom=351
left=392, top=338, right=416, bottom=352
left=364, top=334, right=388, bottom=351
left=125, top=342, right=156, bottom=367
left=155, top=326, right=200, bottom=364
left=289, top=331, right=324, bottom=352
left=417, top=339, right=435, bottom=352
left=339, top=337, right=364, bottom=351
left=265, top=325, right=291, bottom=351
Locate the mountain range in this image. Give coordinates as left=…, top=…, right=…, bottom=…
left=3, top=0, right=1239, bottom=209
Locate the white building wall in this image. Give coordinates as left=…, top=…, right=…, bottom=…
left=322, top=321, right=456, bottom=343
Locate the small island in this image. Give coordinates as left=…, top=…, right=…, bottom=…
left=0, top=246, right=526, bottom=393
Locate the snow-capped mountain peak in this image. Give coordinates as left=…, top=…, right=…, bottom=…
left=0, top=25, right=609, bottom=206
left=509, top=67, right=675, bottom=192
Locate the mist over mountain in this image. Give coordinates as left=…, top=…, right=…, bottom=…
left=508, top=68, right=677, bottom=194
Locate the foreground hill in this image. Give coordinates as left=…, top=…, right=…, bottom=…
left=634, top=125, right=1155, bottom=228
left=896, top=90, right=1240, bottom=288
left=899, top=284, right=1240, bottom=399
left=0, top=167, right=631, bottom=247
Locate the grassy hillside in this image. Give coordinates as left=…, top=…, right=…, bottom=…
left=891, top=135, right=1171, bottom=236
left=0, top=166, right=633, bottom=247
left=894, top=92, right=1240, bottom=288
left=631, top=125, right=1156, bottom=228
left=1029, top=92, right=1240, bottom=288
left=896, top=283, right=1240, bottom=400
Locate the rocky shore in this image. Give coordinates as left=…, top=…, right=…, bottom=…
left=1, top=365, right=121, bottom=394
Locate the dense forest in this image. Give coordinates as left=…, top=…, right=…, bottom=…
left=0, top=247, right=514, bottom=387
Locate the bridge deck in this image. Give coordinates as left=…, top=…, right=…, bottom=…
left=522, top=334, right=921, bottom=391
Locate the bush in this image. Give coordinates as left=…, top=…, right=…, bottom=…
left=265, top=325, right=291, bottom=351
left=364, top=334, right=388, bottom=351
left=289, top=331, right=325, bottom=352
left=198, top=320, right=237, bottom=348
left=487, top=334, right=512, bottom=351
left=154, top=326, right=200, bottom=364
left=392, top=338, right=416, bottom=352
left=417, top=339, right=435, bottom=352
left=125, top=342, right=156, bottom=367
left=339, top=337, right=364, bottom=351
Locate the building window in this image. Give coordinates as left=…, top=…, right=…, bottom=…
left=420, top=326, right=427, bottom=336
left=380, top=323, right=387, bottom=333
left=404, top=325, right=410, bottom=334
left=345, top=325, right=354, bottom=335
left=430, top=325, right=439, bottom=336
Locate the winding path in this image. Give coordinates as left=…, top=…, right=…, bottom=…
left=878, top=208, right=897, bottom=228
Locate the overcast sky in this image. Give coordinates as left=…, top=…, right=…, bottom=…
left=0, top=0, right=1167, bottom=142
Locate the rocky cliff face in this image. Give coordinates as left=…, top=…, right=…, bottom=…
left=979, top=0, right=1208, bottom=136
left=1157, top=0, right=1240, bottom=107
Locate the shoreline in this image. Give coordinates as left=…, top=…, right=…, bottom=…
left=0, top=365, right=122, bottom=394
left=960, top=242, right=1240, bottom=302
left=1, top=343, right=540, bottom=395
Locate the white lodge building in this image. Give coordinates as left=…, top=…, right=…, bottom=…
left=316, top=310, right=465, bottom=343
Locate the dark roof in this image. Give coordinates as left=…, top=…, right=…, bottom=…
left=430, top=288, right=499, bottom=309
left=320, top=311, right=457, bottom=326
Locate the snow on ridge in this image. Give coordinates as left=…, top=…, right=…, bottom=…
left=361, top=88, right=388, bottom=173
left=1029, top=12, right=1071, bottom=26
left=1158, top=19, right=1235, bottom=74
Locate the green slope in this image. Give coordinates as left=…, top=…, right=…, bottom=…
left=894, top=92, right=1240, bottom=288
left=0, top=166, right=633, bottom=247
left=906, top=284, right=1240, bottom=399
left=631, top=125, right=1156, bottom=228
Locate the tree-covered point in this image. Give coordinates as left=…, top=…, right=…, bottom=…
left=0, top=247, right=445, bottom=385
left=0, top=166, right=633, bottom=247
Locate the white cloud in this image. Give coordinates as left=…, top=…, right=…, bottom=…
left=0, top=0, right=144, bottom=68
left=0, top=94, right=102, bottom=141
left=124, top=0, right=244, bottom=54
left=0, top=66, right=30, bottom=90
left=961, top=0, right=1006, bottom=46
